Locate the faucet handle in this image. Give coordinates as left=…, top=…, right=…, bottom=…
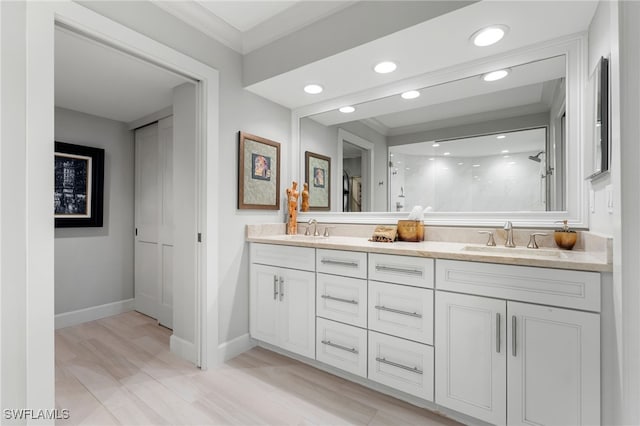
left=323, top=227, right=334, bottom=238
left=304, top=226, right=310, bottom=236
left=503, top=221, right=513, bottom=230
left=478, top=231, right=496, bottom=246
left=527, top=232, right=548, bottom=249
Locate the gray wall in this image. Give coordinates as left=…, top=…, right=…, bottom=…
left=54, top=107, right=134, bottom=315
left=79, top=1, right=292, bottom=344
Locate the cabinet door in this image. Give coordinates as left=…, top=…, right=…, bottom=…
left=507, top=302, right=600, bottom=426
left=435, top=291, right=506, bottom=426
left=278, top=268, right=316, bottom=358
left=249, top=264, right=279, bottom=346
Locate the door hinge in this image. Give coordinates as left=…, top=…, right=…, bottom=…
left=197, top=232, right=202, bottom=243
left=135, top=228, right=138, bottom=236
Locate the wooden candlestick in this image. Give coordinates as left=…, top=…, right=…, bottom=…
left=286, top=181, right=300, bottom=235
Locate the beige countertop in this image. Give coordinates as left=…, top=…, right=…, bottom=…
left=246, top=233, right=612, bottom=272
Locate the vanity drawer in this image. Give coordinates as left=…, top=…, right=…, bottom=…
left=250, top=243, right=315, bottom=271
left=436, top=259, right=601, bottom=312
left=368, top=281, right=433, bottom=344
left=368, top=331, right=434, bottom=402
left=317, top=249, right=367, bottom=279
left=317, top=273, right=367, bottom=328
left=316, top=317, right=367, bottom=378
left=369, top=254, right=434, bottom=288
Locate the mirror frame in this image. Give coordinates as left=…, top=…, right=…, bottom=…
left=291, top=34, right=588, bottom=228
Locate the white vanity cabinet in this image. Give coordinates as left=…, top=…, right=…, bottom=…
left=250, top=244, right=316, bottom=358
left=435, top=260, right=601, bottom=426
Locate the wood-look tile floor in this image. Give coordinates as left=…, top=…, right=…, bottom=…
left=56, top=311, right=462, bottom=425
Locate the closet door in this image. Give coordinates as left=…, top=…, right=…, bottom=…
left=134, top=117, right=173, bottom=328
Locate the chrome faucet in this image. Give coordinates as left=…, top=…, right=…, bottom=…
left=306, top=219, right=319, bottom=237
left=503, top=221, right=516, bottom=248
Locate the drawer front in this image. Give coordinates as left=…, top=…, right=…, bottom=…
left=368, top=281, right=433, bottom=344
left=436, top=259, right=601, bottom=312
left=250, top=243, right=315, bottom=271
left=368, top=331, right=434, bottom=401
left=369, top=254, right=434, bottom=288
left=317, top=273, right=367, bottom=328
left=316, top=318, right=367, bottom=378
left=317, top=249, right=367, bottom=279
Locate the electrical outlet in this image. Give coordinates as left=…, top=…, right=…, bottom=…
left=606, top=185, right=614, bottom=214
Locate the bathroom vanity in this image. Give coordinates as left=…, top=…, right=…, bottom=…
left=247, top=227, right=610, bottom=426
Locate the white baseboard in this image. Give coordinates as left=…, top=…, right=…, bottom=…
left=55, top=298, right=135, bottom=329
left=170, top=334, right=197, bottom=364
left=218, top=333, right=256, bottom=361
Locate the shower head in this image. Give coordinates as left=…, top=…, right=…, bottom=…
left=528, top=151, right=545, bottom=163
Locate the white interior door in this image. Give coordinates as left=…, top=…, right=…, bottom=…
left=134, top=117, right=174, bottom=328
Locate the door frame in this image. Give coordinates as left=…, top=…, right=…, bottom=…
left=24, top=0, right=220, bottom=407
left=337, top=129, right=374, bottom=212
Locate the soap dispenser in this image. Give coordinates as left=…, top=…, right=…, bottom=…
left=554, top=220, right=577, bottom=250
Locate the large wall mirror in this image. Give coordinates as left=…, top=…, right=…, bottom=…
left=295, top=37, right=587, bottom=227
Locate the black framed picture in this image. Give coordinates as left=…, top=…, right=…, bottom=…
left=305, top=151, right=331, bottom=211
left=54, top=142, right=104, bottom=228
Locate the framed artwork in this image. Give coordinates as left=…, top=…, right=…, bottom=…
left=305, top=151, right=331, bottom=211
left=54, top=141, right=104, bottom=228
left=238, top=131, right=281, bottom=210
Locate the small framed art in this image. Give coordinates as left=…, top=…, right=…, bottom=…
left=238, top=132, right=281, bottom=210
left=305, top=151, right=331, bottom=211
left=54, top=141, right=105, bottom=228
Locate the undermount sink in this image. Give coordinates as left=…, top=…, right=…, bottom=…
left=462, top=245, right=568, bottom=259
left=284, top=234, right=328, bottom=241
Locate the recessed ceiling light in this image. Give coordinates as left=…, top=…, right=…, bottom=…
left=429, top=158, right=435, bottom=161
left=482, top=69, right=510, bottom=82
left=432, top=143, right=440, bottom=147
left=401, top=90, right=420, bottom=100
left=472, top=164, right=481, bottom=167
left=501, top=150, right=509, bottom=154
left=508, top=161, right=516, bottom=165
left=441, top=167, right=449, bottom=170
left=374, top=61, right=397, bottom=74
left=444, top=152, right=451, bottom=156
left=390, top=154, right=394, bottom=157
left=496, top=135, right=506, bottom=139
left=339, top=106, right=355, bottom=113
left=304, top=84, right=323, bottom=94
left=471, top=25, right=509, bottom=47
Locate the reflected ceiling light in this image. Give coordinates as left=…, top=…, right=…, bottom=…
left=303, top=84, right=323, bottom=94
left=482, top=69, right=510, bottom=82
left=496, top=135, right=506, bottom=139
left=457, top=162, right=464, bottom=166
left=401, top=90, right=420, bottom=100
left=374, top=61, right=397, bottom=74
left=390, top=153, right=394, bottom=157
left=339, top=106, right=355, bottom=113
left=471, top=25, right=509, bottom=47
left=504, top=155, right=511, bottom=158
left=441, top=167, right=449, bottom=170
left=501, top=150, right=509, bottom=154
left=508, top=161, right=516, bottom=165
left=472, top=164, right=481, bottom=167
left=444, top=152, right=451, bottom=156
left=432, top=143, right=440, bottom=147
left=429, top=158, right=435, bottom=161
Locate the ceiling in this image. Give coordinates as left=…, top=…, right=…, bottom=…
left=55, top=27, right=192, bottom=124
left=196, top=1, right=300, bottom=32
left=244, top=1, right=597, bottom=109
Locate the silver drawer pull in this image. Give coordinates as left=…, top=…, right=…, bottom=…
left=375, top=357, right=423, bottom=375
left=374, top=305, right=422, bottom=318
left=375, top=265, right=423, bottom=276
left=321, top=259, right=359, bottom=268
left=273, top=275, right=278, bottom=300
left=321, top=294, right=358, bottom=305
left=321, top=340, right=358, bottom=354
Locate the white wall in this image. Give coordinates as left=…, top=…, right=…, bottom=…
left=54, top=107, right=134, bottom=314
left=65, top=3, right=292, bottom=346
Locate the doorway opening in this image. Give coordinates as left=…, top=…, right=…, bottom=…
left=337, top=129, right=375, bottom=212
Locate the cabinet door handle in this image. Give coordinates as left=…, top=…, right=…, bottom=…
left=321, top=340, right=358, bottom=354
left=374, top=305, right=422, bottom=318
left=273, top=275, right=278, bottom=300
left=279, top=276, right=284, bottom=301
left=375, top=357, right=423, bottom=375
left=496, top=313, right=501, bottom=353
left=512, top=315, right=517, bottom=357
left=375, top=265, right=423, bottom=276
left=321, top=294, right=358, bottom=305
left=321, top=259, right=359, bottom=268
